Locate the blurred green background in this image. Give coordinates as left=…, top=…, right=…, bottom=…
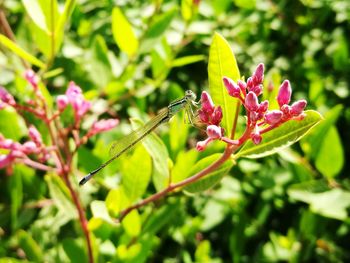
left=0, top=0, right=349, bottom=262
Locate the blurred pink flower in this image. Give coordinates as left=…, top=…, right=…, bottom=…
left=88, top=119, right=119, bottom=136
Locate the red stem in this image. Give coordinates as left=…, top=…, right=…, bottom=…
left=62, top=173, right=94, bottom=263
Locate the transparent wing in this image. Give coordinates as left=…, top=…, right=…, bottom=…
left=109, top=108, right=169, bottom=157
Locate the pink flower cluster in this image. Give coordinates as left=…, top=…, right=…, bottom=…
left=0, top=70, right=119, bottom=174
left=0, top=125, right=49, bottom=169
left=196, top=63, right=307, bottom=151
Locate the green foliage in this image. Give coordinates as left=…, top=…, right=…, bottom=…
left=0, top=0, right=349, bottom=262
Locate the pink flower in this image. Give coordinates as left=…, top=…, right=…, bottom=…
left=264, top=110, right=283, bottom=125
left=56, top=95, right=69, bottom=111
left=89, top=119, right=119, bottom=136
left=0, top=154, right=15, bottom=169
left=291, top=100, right=307, bottom=116
left=251, top=126, right=262, bottom=145
left=223, top=77, right=240, bottom=98
left=277, top=80, right=292, bottom=107
left=245, top=92, right=259, bottom=112
left=196, top=138, right=212, bottom=152
left=22, top=141, right=38, bottom=154
left=0, top=87, right=16, bottom=107
left=252, top=63, right=264, bottom=85
left=259, top=100, right=269, bottom=113
left=29, top=125, right=42, bottom=146
left=65, top=82, right=91, bottom=121
left=206, top=125, right=222, bottom=139
left=24, top=70, right=39, bottom=89
left=200, top=91, right=215, bottom=114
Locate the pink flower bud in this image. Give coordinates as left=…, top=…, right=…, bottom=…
left=56, top=95, right=69, bottom=111
left=0, top=155, right=14, bottom=169
left=76, top=100, right=91, bottom=119
left=252, top=63, right=264, bottom=84
left=66, top=81, right=82, bottom=100
left=277, top=80, right=292, bottom=107
left=0, top=138, right=14, bottom=150
left=291, top=99, right=307, bottom=116
left=281, top=104, right=291, bottom=116
left=211, top=106, right=223, bottom=125
left=198, top=109, right=209, bottom=123
left=246, top=77, right=253, bottom=89
left=237, top=80, right=247, bottom=94
left=200, top=91, right=215, bottom=114
left=223, top=77, right=240, bottom=98
left=251, top=127, right=262, bottom=145
left=90, top=119, right=119, bottom=136
left=259, top=100, right=269, bottom=113
left=0, top=87, right=16, bottom=106
left=206, top=125, right=222, bottom=139
left=245, top=92, right=259, bottom=112
left=264, top=110, right=283, bottom=125
left=28, top=125, right=42, bottom=146
left=22, top=141, right=37, bottom=154
left=196, top=140, right=207, bottom=151
left=251, top=85, right=263, bottom=96
left=24, top=70, right=39, bottom=88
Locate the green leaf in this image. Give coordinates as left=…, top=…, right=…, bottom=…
left=0, top=108, right=27, bottom=140
left=288, top=184, right=350, bottom=220
left=237, top=110, right=323, bottom=159
left=315, top=126, right=344, bottom=178
left=45, top=174, right=77, bottom=220
left=105, top=186, right=130, bottom=217
left=55, top=0, right=76, bottom=54
left=144, top=8, right=177, bottom=39
left=301, top=104, right=342, bottom=159
left=172, top=55, right=205, bottom=67
left=208, top=32, right=240, bottom=137
left=62, top=238, right=87, bottom=263
left=171, top=149, right=198, bottom=183
left=122, top=210, right=141, bottom=237
left=0, top=34, right=46, bottom=68
left=121, top=146, right=152, bottom=202
left=131, top=119, right=170, bottom=191
left=184, top=154, right=234, bottom=193
left=21, top=0, right=49, bottom=31
left=181, top=0, right=194, bottom=21
left=9, top=167, right=23, bottom=231
left=90, top=200, right=115, bottom=225
left=112, top=7, right=139, bottom=57
left=17, top=229, right=43, bottom=262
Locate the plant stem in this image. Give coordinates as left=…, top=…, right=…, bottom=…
left=118, top=145, right=236, bottom=222
left=62, top=173, right=94, bottom=263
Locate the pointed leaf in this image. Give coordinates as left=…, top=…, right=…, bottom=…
left=237, top=110, right=323, bottom=159
left=130, top=119, right=170, bottom=191
left=122, top=210, right=141, bottom=237
left=208, top=33, right=240, bottom=137
left=172, top=55, right=205, bottom=67
left=105, top=186, right=130, bottom=217
left=144, top=8, right=177, bottom=39
left=21, top=0, right=48, bottom=31
left=184, top=154, right=234, bottom=193
left=315, top=126, right=344, bottom=178
left=121, top=146, right=152, bottom=202
left=112, top=7, right=139, bottom=57
left=17, top=230, right=43, bottom=262
left=0, top=34, right=46, bottom=68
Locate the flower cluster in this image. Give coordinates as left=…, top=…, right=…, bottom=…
left=0, top=70, right=119, bottom=174
left=196, top=63, right=307, bottom=151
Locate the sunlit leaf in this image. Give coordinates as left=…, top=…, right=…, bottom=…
left=184, top=154, right=234, bottom=193
left=172, top=55, right=205, bottom=67
left=0, top=34, right=46, bottom=68
left=237, top=110, right=323, bottom=159
left=55, top=0, right=76, bottom=54
left=21, top=0, right=48, bottom=31
left=0, top=108, right=27, bottom=140
left=171, top=149, right=198, bottom=183
left=181, top=0, right=194, bottom=21
left=62, top=238, right=87, bottom=263
left=300, top=104, right=342, bottom=159
left=288, top=184, right=350, bottom=220
left=208, top=32, right=240, bottom=137
left=105, top=186, right=130, bottom=217
left=112, top=7, right=139, bottom=57
left=122, top=210, right=141, bottom=237
left=121, top=146, right=152, bottom=202
left=315, top=126, right=344, bottom=178
left=130, top=119, right=170, bottom=191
